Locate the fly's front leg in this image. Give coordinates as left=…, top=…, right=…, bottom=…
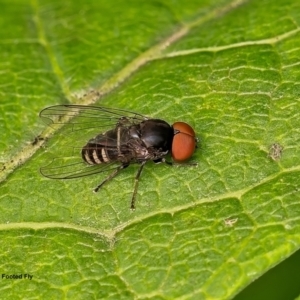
left=94, top=164, right=129, bottom=192
left=160, top=158, right=198, bottom=167
left=131, top=161, right=146, bottom=210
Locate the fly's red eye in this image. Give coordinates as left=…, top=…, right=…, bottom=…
left=171, top=122, right=196, bottom=162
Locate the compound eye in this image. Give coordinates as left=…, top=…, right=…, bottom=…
left=172, top=122, right=196, bottom=162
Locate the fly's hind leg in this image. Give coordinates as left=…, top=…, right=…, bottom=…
left=94, top=164, right=129, bottom=192
left=131, top=161, right=146, bottom=210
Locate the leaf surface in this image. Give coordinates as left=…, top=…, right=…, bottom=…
left=1, top=0, right=300, bottom=299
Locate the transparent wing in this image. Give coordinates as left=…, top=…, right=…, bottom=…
left=39, top=104, right=147, bottom=132
left=39, top=105, right=147, bottom=180
left=40, top=156, right=119, bottom=179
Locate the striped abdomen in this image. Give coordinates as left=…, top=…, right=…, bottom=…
left=81, top=127, right=134, bottom=165
left=81, top=143, right=118, bottom=165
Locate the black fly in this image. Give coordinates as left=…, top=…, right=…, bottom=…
left=40, top=105, right=196, bottom=209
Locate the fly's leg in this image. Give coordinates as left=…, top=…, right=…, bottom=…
left=159, top=158, right=198, bottom=167
left=131, top=161, right=146, bottom=210
left=162, top=159, right=172, bottom=166
left=94, top=164, right=129, bottom=192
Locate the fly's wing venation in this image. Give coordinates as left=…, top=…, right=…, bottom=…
left=39, top=105, right=147, bottom=179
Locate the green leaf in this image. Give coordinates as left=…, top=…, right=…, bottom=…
left=1, top=0, right=300, bottom=299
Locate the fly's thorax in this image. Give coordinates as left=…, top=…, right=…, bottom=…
left=128, top=124, right=140, bottom=139
left=139, top=119, right=173, bottom=151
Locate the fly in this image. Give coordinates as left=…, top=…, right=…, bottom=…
left=39, top=105, right=197, bottom=210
